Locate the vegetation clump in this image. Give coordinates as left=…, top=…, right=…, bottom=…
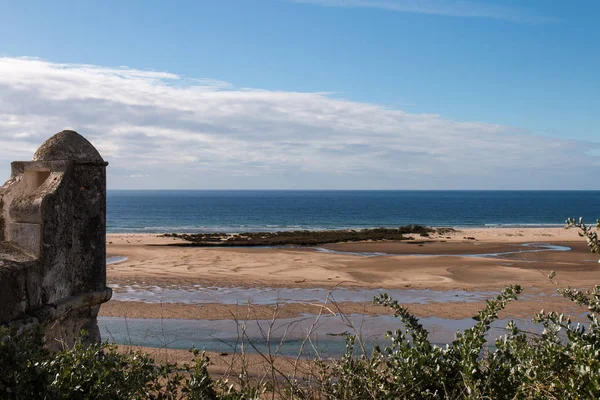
left=0, top=329, right=228, bottom=400
left=161, top=225, right=442, bottom=247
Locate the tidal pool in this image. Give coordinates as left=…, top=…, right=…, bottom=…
left=106, top=256, right=128, bottom=265
left=99, top=314, right=539, bottom=357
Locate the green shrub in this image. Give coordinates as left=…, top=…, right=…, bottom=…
left=0, top=325, right=48, bottom=398
left=316, top=282, right=600, bottom=399
left=0, top=328, right=225, bottom=400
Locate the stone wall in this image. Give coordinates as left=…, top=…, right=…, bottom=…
left=0, top=130, right=111, bottom=350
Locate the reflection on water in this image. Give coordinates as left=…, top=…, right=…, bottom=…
left=109, top=285, right=496, bottom=305
left=99, top=314, right=539, bottom=357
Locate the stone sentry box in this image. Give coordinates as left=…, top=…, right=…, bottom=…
left=0, top=130, right=112, bottom=349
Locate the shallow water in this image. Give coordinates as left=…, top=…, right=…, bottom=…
left=98, top=314, right=539, bottom=357
left=106, top=256, right=128, bottom=265
left=109, top=285, right=496, bottom=305
left=314, top=243, right=571, bottom=258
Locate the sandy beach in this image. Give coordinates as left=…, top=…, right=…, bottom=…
left=105, top=227, right=597, bottom=290
left=101, top=227, right=599, bottom=321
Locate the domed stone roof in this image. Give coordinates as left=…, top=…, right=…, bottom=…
left=33, top=130, right=104, bottom=163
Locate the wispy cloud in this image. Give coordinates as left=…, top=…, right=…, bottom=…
left=0, top=57, right=595, bottom=190
left=289, top=0, right=557, bottom=24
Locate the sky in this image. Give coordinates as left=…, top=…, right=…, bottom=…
left=0, top=0, right=598, bottom=190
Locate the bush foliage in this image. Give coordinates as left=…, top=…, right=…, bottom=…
left=2, top=219, right=600, bottom=399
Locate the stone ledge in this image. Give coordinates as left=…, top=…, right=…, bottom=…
left=6, top=288, right=113, bottom=332
left=32, top=288, right=113, bottom=323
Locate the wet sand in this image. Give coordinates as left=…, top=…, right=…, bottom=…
left=99, top=295, right=583, bottom=321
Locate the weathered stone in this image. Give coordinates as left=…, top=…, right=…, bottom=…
left=33, top=130, right=104, bottom=163
left=0, top=130, right=111, bottom=350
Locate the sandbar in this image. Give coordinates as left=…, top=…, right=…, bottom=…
left=105, top=227, right=598, bottom=291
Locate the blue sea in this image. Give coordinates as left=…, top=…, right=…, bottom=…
left=106, top=190, right=600, bottom=234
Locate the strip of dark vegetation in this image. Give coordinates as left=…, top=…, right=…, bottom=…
left=160, top=225, right=456, bottom=247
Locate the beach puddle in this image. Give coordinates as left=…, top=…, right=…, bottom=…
left=98, top=314, right=539, bottom=357
left=106, top=256, right=128, bottom=265
left=108, top=285, right=496, bottom=305
left=314, top=243, right=570, bottom=258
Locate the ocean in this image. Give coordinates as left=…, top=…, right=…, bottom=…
left=106, top=190, right=600, bottom=234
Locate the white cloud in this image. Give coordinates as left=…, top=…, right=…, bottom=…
left=289, top=0, right=556, bottom=24
left=0, top=57, right=596, bottom=189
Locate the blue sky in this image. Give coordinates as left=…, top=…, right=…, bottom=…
left=0, top=0, right=598, bottom=189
